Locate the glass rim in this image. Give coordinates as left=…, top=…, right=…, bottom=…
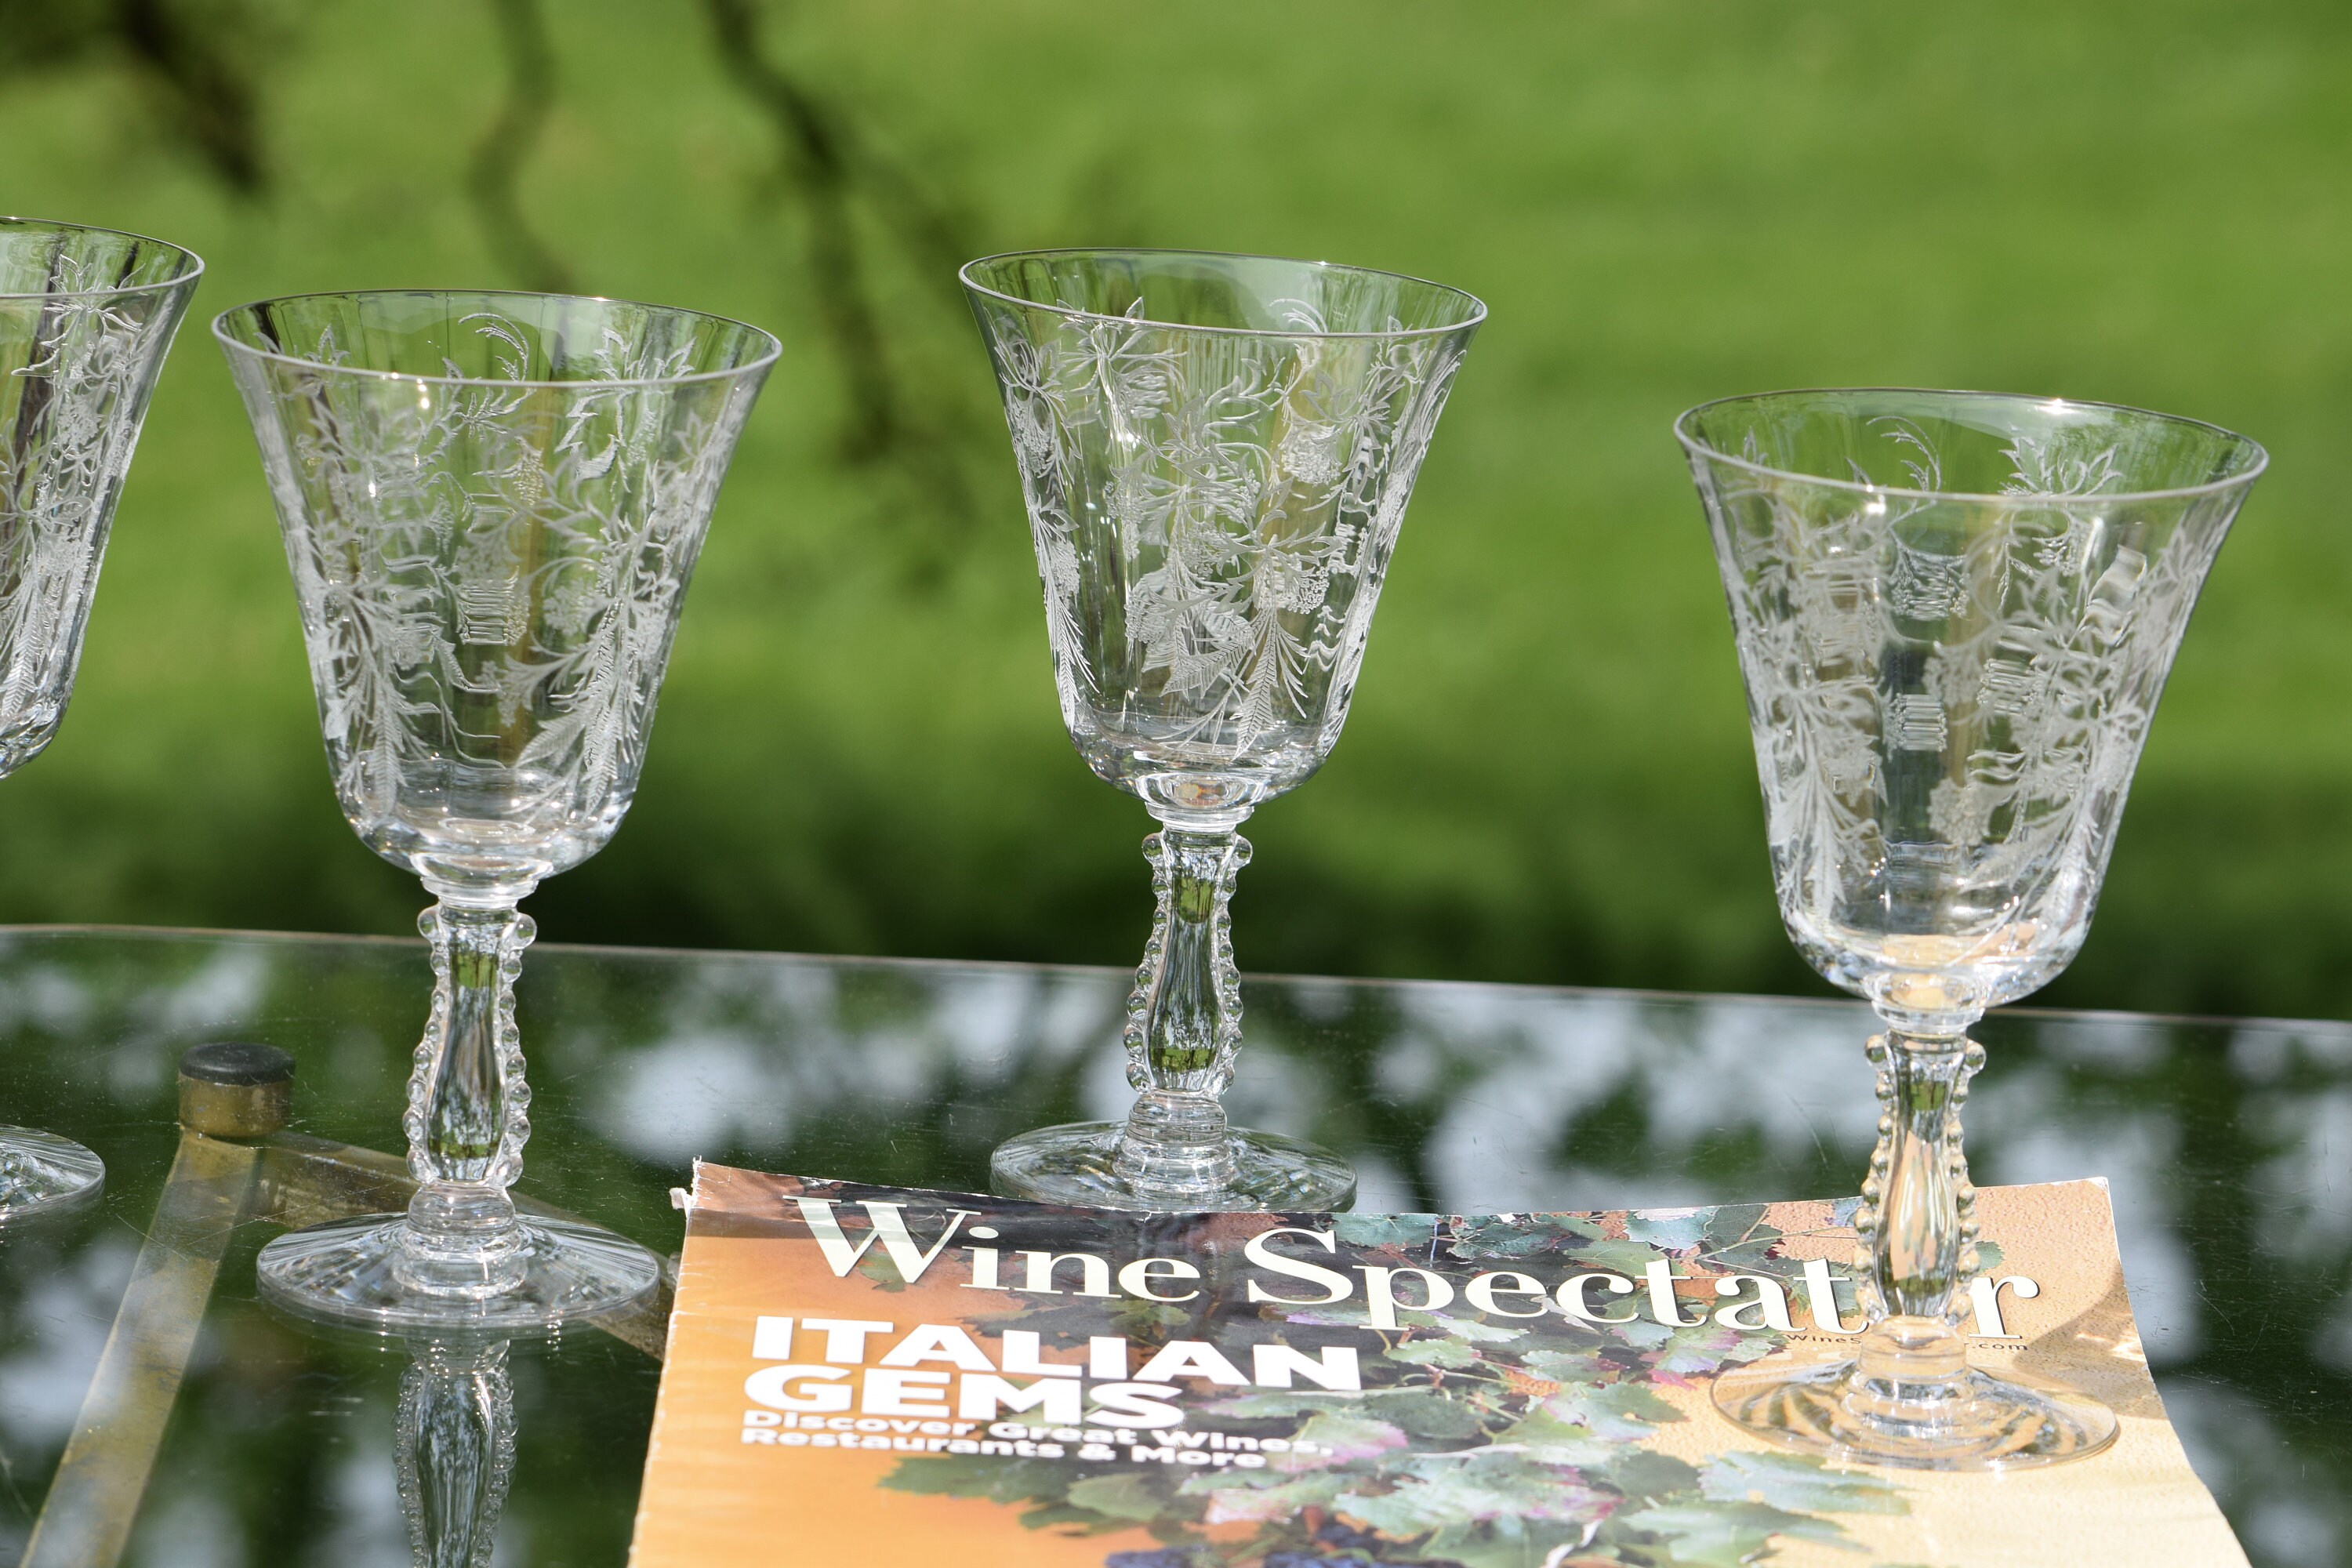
left=0, top=214, right=205, bottom=302
left=957, top=246, right=1488, bottom=341
left=1674, top=386, right=2270, bottom=506
left=211, top=286, right=784, bottom=390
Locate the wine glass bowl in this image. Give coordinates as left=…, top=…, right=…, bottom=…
left=1680, top=387, right=2265, bottom=1468
left=0, top=217, right=204, bottom=1219
left=218, top=289, right=778, bottom=1327
left=964, top=249, right=1483, bottom=1209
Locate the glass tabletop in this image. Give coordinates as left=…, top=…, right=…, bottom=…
left=0, top=924, right=2343, bottom=1566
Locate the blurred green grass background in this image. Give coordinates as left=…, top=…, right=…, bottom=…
left=2, top=0, right=2348, bottom=1018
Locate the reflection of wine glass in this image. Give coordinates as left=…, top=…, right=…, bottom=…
left=217, top=290, right=778, bottom=1327
left=964, top=249, right=1483, bottom=1210
left=397, top=1334, right=516, bottom=1568
left=1680, top=389, right=2264, bottom=1468
left=0, top=218, right=203, bottom=1219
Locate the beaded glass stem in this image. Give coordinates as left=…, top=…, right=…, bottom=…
left=396, top=1334, right=517, bottom=1568
left=964, top=249, right=1483, bottom=1210
left=1857, top=1029, right=1987, bottom=1327
left=219, top=290, right=777, bottom=1327
left=1681, top=388, right=2265, bottom=1469
left=1114, top=828, right=1254, bottom=1194
left=0, top=218, right=202, bottom=1221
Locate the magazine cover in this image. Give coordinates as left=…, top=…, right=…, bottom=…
left=629, top=1167, right=2245, bottom=1567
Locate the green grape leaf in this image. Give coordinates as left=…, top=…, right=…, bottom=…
left=1338, top=1454, right=1610, bottom=1534
left=1576, top=1238, right=1666, bottom=1275
left=1519, top=1347, right=1607, bottom=1382
left=1363, top=1389, right=1486, bottom=1439
left=1700, top=1203, right=1773, bottom=1252
left=1447, top=1215, right=1592, bottom=1259
left=1487, top=1406, right=1613, bottom=1466
left=1423, top=1515, right=1606, bottom=1568
left=1628, top=1209, right=1711, bottom=1250
left=1336, top=1213, right=1437, bottom=1249
left=1702, top=1233, right=1796, bottom=1272
left=1699, top=1450, right=1907, bottom=1515
left=1615, top=1316, right=1679, bottom=1348
left=1385, top=1338, right=1483, bottom=1368
left=1544, top=1380, right=1684, bottom=1439
left=1011, top=1500, right=1142, bottom=1536
left=1613, top=1499, right=1850, bottom=1566
left=1064, top=1472, right=1174, bottom=1523
left=1420, top=1310, right=1530, bottom=1343
left=1597, top=1446, right=1704, bottom=1504
left=880, top=1454, right=1073, bottom=1505
left=1651, top=1321, right=1773, bottom=1377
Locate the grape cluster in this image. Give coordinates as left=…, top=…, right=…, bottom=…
left=1249, top=1516, right=1470, bottom=1568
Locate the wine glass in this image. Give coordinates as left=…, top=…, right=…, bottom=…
left=963, top=249, right=1483, bottom=1210
left=217, top=289, right=778, bottom=1327
left=1679, top=387, right=2265, bottom=1468
left=0, top=217, right=204, bottom=1219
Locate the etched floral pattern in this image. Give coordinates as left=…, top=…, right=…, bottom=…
left=222, top=306, right=770, bottom=886
left=971, top=289, right=1474, bottom=800
left=0, top=244, right=198, bottom=773
left=1686, top=397, right=2261, bottom=1008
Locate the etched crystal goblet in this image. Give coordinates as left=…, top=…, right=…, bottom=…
left=218, top=290, right=778, bottom=1327
left=1680, top=388, right=2264, bottom=1468
left=964, top=249, right=1483, bottom=1210
left=0, top=217, right=203, bottom=1219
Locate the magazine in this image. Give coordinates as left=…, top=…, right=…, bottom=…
left=629, top=1166, right=2245, bottom=1567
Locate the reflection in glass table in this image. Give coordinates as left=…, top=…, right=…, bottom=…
left=0, top=925, right=2343, bottom=1566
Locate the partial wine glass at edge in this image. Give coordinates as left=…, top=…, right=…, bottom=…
left=0, top=217, right=205, bottom=1221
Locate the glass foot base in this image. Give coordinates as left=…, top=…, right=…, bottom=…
left=258, top=1212, right=660, bottom=1332
left=990, top=1120, right=1356, bottom=1211
left=0, top=1127, right=103, bottom=1221
left=1711, top=1350, right=2121, bottom=1471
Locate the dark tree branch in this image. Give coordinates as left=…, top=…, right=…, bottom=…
left=111, top=0, right=268, bottom=194
left=468, top=0, right=574, bottom=294
left=0, top=0, right=109, bottom=74
left=699, top=0, right=899, bottom=459
left=694, top=0, right=986, bottom=564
